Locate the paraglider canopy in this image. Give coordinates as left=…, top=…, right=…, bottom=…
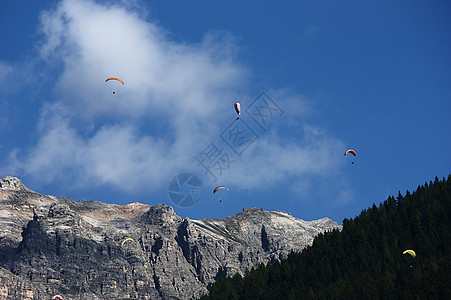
left=105, top=77, right=124, bottom=94
left=213, top=186, right=229, bottom=194
left=344, top=149, right=356, bottom=156
left=344, top=149, right=357, bottom=164
left=213, top=186, right=229, bottom=203
left=52, top=296, right=64, bottom=300
left=121, top=238, right=134, bottom=248
left=105, top=77, right=124, bottom=84
left=403, top=249, right=416, bottom=257
left=234, top=102, right=241, bottom=119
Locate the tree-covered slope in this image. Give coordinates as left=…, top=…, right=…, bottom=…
left=201, top=175, right=451, bottom=299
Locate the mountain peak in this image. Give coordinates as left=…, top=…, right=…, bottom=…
left=0, top=176, right=30, bottom=192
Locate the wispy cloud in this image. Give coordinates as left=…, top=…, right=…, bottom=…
left=37, top=0, right=245, bottom=120
left=222, top=124, right=345, bottom=189
left=4, top=0, right=349, bottom=201
left=7, top=0, right=245, bottom=190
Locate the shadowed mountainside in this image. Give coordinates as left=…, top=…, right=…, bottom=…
left=0, top=176, right=340, bottom=299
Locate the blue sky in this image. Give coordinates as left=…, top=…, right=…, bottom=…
left=1, top=0, right=450, bottom=223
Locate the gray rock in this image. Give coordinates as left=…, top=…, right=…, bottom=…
left=0, top=176, right=341, bottom=299
left=0, top=176, right=31, bottom=192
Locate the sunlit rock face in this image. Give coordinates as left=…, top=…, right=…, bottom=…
left=0, top=176, right=341, bottom=300
left=0, top=176, right=31, bottom=192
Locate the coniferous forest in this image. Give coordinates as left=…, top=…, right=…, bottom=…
left=200, top=175, right=451, bottom=299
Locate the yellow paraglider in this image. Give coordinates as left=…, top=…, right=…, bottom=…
left=213, top=186, right=229, bottom=203
left=403, top=249, right=416, bottom=257
left=121, top=238, right=134, bottom=248
left=213, top=186, right=229, bottom=194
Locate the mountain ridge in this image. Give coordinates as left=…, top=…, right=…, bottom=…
left=0, top=176, right=341, bottom=299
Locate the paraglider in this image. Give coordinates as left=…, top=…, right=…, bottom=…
left=121, top=238, right=134, bottom=248
left=105, top=77, right=124, bottom=84
left=213, top=186, right=229, bottom=194
left=344, top=149, right=357, bottom=164
left=344, top=149, right=356, bottom=156
left=213, top=186, right=229, bottom=202
left=105, top=77, right=124, bottom=94
left=403, top=249, right=416, bottom=257
left=52, top=296, right=64, bottom=300
left=403, top=249, right=416, bottom=268
left=234, top=102, right=241, bottom=120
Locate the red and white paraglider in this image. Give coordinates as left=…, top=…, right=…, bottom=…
left=234, top=102, right=241, bottom=120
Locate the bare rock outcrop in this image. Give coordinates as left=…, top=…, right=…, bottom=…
left=0, top=176, right=341, bottom=299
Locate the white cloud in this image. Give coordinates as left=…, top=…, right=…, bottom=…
left=6, top=0, right=349, bottom=200
left=222, top=124, right=345, bottom=189
left=7, top=0, right=246, bottom=191
left=38, top=0, right=246, bottom=120
left=13, top=103, right=186, bottom=192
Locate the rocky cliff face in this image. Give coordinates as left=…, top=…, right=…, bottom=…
left=0, top=176, right=341, bottom=300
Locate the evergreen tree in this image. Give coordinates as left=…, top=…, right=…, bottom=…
left=201, top=175, right=451, bottom=299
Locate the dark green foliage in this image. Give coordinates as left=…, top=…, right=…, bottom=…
left=200, top=175, right=451, bottom=299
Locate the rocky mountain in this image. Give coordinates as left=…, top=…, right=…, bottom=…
left=0, top=176, right=341, bottom=300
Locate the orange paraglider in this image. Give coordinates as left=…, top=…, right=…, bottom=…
left=105, top=77, right=124, bottom=84
left=105, top=77, right=124, bottom=94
